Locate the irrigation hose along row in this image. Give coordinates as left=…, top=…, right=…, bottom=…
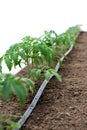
left=14, top=43, right=75, bottom=130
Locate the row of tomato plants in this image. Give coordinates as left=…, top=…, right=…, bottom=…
left=0, top=25, right=81, bottom=129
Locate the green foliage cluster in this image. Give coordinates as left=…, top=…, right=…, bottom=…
left=0, top=114, right=21, bottom=130
left=0, top=25, right=81, bottom=129
left=0, top=25, right=81, bottom=104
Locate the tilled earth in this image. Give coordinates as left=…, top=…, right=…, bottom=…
left=0, top=32, right=87, bottom=130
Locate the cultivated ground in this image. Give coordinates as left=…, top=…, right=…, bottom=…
left=0, top=32, right=87, bottom=130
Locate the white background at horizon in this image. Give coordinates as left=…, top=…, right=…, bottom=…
left=0, top=0, right=87, bottom=74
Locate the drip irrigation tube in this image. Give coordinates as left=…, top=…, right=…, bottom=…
left=14, top=44, right=74, bottom=130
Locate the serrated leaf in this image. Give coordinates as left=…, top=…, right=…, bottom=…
left=0, top=114, right=8, bottom=120
left=13, top=81, right=28, bottom=104
left=29, top=85, right=34, bottom=93
left=6, top=119, right=20, bottom=129
left=18, top=50, right=26, bottom=60
left=36, top=69, right=41, bottom=80
left=30, top=69, right=36, bottom=78
left=23, top=44, right=29, bottom=54
left=45, top=47, right=54, bottom=64
left=12, top=52, right=18, bottom=66
left=45, top=71, right=51, bottom=81
left=1, top=74, right=14, bottom=102
left=50, top=69, right=62, bottom=82
left=30, top=68, right=41, bottom=80
left=54, top=73, right=62, bottom=82
left=45, top=51, right=53, bottom=64
left=23, top=78, right=35, bottom=93
left=4, top=56, right=12, bottom=71
left=2, top=79, right=12, bottom=101
left=39, top=45, right=47, bottom=56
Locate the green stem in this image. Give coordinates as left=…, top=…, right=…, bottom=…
left=27, top=58, right=30, bottom=78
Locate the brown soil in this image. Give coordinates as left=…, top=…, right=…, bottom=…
left=0, top=32, right=87, bottom=130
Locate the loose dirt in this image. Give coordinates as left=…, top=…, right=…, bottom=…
left=0, top=32, right=87, bottom=130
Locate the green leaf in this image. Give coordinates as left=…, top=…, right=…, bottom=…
left=45, top=51, right=53, bottom=63
left=59, top=59, right=62, bottom=68
left=33, top=57, right=40, bottom=66
left=0, top=65, right=2, bottom=73
left=54, top=73, right=62, bottom=82
left=36, top=69, right=41, bottom=80
left=4, top=56, right=12, bottom=71
left=1, top=74, right=14, bottom=101
left=12, top=52, right=18, bottom=66
left=18, top=50, right=27, bottom=60
left=29, top=85, right=34, bottom=93
left=13, top=81, right=28, bottom=104
left=45, top=71, right=51, bottom=81
left=0, top=114, right=8, bottom=120
left=44, top=47, right=54, bottom=64
left=30, top=68, right=41, bottom=80
left=30, top=69, right=36, bottom=78
left=39, top=45, right=47, bottom=57
left=6, top=119, right=20, bottom=129
left=2, top=79, right=12, bottom=101
left=23, top=78, right=35, bottom=93
left=0, top=125, right=4, bottom=130
left=50, top=69, right=62, bottom=82
left=23, top=44, right=29, bottom=54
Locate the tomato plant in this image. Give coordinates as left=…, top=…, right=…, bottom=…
left=0, top=25, right=81, bottom=104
